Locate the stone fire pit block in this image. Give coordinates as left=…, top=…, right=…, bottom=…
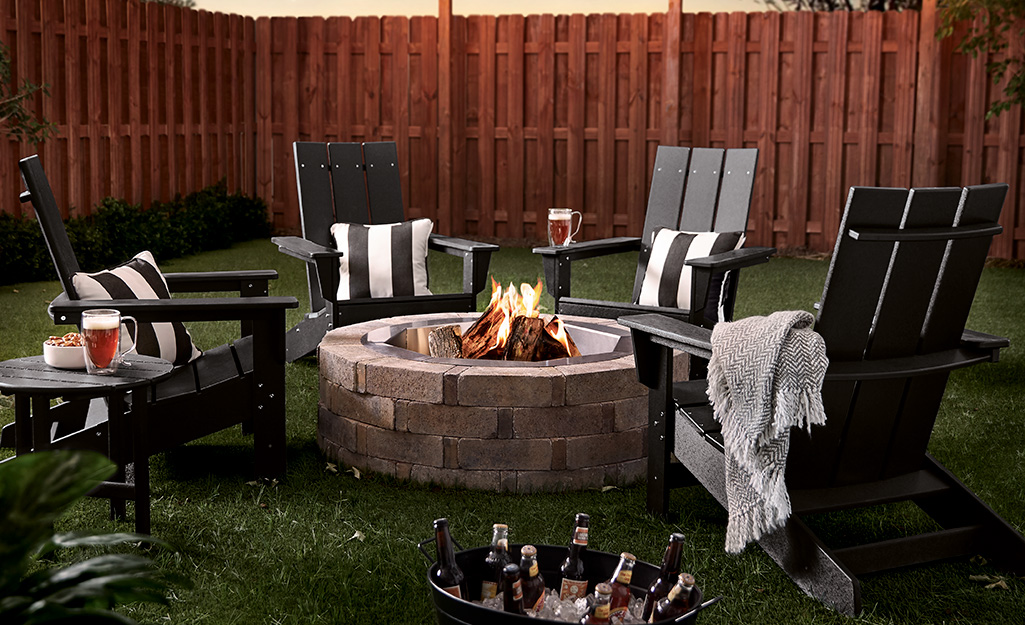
left=316, top=313, right=687, bottom=493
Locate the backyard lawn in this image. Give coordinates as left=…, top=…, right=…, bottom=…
left=0, top=240, right=1022, bottom=624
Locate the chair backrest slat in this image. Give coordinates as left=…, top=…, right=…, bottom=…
left=18, top=155, right=81, bottom=299
left=678, top=148, right=725, bottom=232
left=327, top=142, right=371, bottom=224
left=713, top=149, right=758, bottom=233
left=294, top=142, right=337, bottom=247
left=633, top=146, right=691, bottom=301
left=362, top=142, right=405, bottom=224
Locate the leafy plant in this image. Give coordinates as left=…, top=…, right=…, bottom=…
left=0, top=450, right=186, bottom=624
left=938, top=0, right=1025, bottom=119
left=0, top=40, right=56, bottom=145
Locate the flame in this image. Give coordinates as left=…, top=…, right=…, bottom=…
left=487, top=278, right=545, bottom=351
left=547, top=318, right=572, bottom=353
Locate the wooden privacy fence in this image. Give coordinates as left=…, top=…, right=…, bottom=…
left=2, top=0, right=1023, bottom=259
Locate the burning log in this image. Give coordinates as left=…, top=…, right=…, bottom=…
left=428, top=325, right=463, bottom=358
left=503, top=316, right=546, bottom=361
left=461, top=303, right=506, bottom=359
left=546, top=317, right=581, bottom=357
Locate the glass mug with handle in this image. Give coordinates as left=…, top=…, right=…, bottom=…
left=82, top=309, right=138, bottom=375
left=548, top=208, right=582, bottom=247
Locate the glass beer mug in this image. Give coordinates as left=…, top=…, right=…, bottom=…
left=548, top=208, right=582, bottom=247
left=82, top=309, right=138, bottom=375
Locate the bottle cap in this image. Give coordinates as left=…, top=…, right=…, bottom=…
left=493, top=523, right=508, bottom=529
left=521, top=544, right=537, bottom=557
left=620, top=552, right=636, bottom=561
left=433, top=518, right=449, bottom=529
left=595, top=582, right=612, bottom=595
left=504, top=563, right=521, bottom=576
left=670, top=532, right=685, bottom=543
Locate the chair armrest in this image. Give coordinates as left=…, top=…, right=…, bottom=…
left=272, top=236, right=344, bottom=262
left=50, top=294, right=299, bottom=326
left=428, top=234, right=500, bottom=255
left=685, top=246, right=776, bottom=272
left=164, top=270, right=279, bottom=294
left=961, top=329, right=1010, bottom=352
left=619, top=313, right=713, bottom=361
left=532, top=237, right=641, bottom=261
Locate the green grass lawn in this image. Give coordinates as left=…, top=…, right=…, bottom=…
left=1, top=240, right=1022, bottom=624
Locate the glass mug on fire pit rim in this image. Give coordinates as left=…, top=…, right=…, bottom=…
left=82, top=309, right=137, bottom=375
left=548, top=208, right=582, bottom=247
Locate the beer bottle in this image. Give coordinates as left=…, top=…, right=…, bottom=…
left=579, top=582, right=613, bottom=625
left=560, top=513, right=590, bottom=601
left=502, top=563, right=526, bottom=615
left=431, top=518, right=468, bottom=600
left=650, top=573, right=695, bottom=623
left=481, top=523, right=511, bottom=600
left=607, top=552, right=636, bottom=624
left=641, top=532, right=685, bottom=621
left=519, top=544, right=546, bottom=614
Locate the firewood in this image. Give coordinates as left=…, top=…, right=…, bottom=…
left=545, top=317, right=582, bottom=358
left=428, top=325, right=463, bottom=358
left=461, top=302, right=507, bottom=359
left=504, top=316, right=546, bottom=361
left=535, top=330, right=571, bottom=361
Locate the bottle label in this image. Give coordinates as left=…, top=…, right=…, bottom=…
left=532, top=590, right=546, bottom=613
left=529, top=561, right=539, bottom=577
left=512, top=579, right=524, bottom=602
left=573, top=526, right=589, bottom=546
left=610, top=605, right=628, bottom=623
left=481, top=580, right=498, bottom=600
left=560, top=577, right=587, bottom=601
left=667, top=583, right=682, bottom=602
left=616, top=570, right=633, bottom=584
left=498, top=538, right=508, bottom=549
left=594, top=604, right=610, bottom=619
left=441, top=585, right=462, bottom=599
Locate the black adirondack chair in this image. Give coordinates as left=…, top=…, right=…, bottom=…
left=272, top=141, right=499, bottom=362
left=1, top=154, right=298, bottom=530
left=620, top=184, right=1025, bottom=615
left=532, top=146, right=774, bottom=330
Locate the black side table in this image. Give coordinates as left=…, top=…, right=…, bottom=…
left=0, top=354, right=174, bottom=534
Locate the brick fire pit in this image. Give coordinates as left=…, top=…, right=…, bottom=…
left=317, top=312, right=685, bottom=492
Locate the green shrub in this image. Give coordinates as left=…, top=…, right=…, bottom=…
left=0, top=181, right=271, bottom=284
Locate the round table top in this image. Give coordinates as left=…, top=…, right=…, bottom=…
left=0, top=354, right=174, bottom=397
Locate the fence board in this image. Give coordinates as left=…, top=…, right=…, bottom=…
left=1, top=0, right=1023, bottom=260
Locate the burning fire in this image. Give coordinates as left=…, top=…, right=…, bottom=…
left=482, top=277, right=576, bottom=357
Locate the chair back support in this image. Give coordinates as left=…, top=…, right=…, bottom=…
left=631, top=146, right=759, bottom=304
left=788, top=184, right=1007, bottom=488
left=19, top=155, right=82, bottom=299
left=293, top=141, right=408, bottom=314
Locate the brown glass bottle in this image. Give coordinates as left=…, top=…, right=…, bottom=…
left=559, top=513, right=590, bottom=601
left=579, top=582, right=613, bottom=625
left=651, top=573, right=695, bottom=623
left=431, top=518, right=468, bottom=600
left=502, top=563, right=526, bottom=615
left=641, top=533, right=685, bottom=621
left=481, top=523, right=510, bottom=600
left=607, top=552, right=636, bottom=624
left=519, top=544, right=546, bottom=614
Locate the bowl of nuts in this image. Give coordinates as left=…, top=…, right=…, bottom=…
left=43, top=332, right=86, bottom=370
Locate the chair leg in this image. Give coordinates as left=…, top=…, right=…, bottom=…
left=917, top=455, right=1025, bottom=575
left=253, top=311, right=288, bottom=478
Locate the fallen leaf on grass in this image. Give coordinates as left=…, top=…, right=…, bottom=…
left=349, top=530, right=364, bottom=542
left=985, top=580, right=1009, bottom=590
left=970, top=574, right=1010, bottom=590
left=348, top=467, right=361, bottom=479
left=325, top=462, right=338, bottom=474
left=245, top=481, right=259, bottom=486
left=970, top=555, right=988, bottom=566
left=600, top=485, right=618, bottom=493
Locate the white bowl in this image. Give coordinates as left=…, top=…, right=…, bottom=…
left=43, top=341, right=87, bottom=370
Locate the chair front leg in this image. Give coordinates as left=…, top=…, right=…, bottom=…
left=250, top=309, right=288, bottom=478
left=541, top=253, right=572, bottom=312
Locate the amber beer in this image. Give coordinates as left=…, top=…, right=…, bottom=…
left=548, top=208, right=582, bottom=246
left=559, top=513, right=589, bottom=600
left=82, top=309, right=136, bottom=375
left=607, top=552, right=637, bottom=624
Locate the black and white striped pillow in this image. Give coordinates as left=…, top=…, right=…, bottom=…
left=636, top=229, right=745, bottom=320
left=72, top=250, right=202, bottom=366
left=330, top=219, right=434, bottom=300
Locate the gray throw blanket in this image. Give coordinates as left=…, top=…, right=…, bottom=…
left=706, top=310, right=828, bottom=553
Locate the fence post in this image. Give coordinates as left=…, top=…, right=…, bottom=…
left=912, top=0, right=944, bottom=187
left=662, top=0, right=681, bottom=147
left=437, top=0, right=452, bottom=235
